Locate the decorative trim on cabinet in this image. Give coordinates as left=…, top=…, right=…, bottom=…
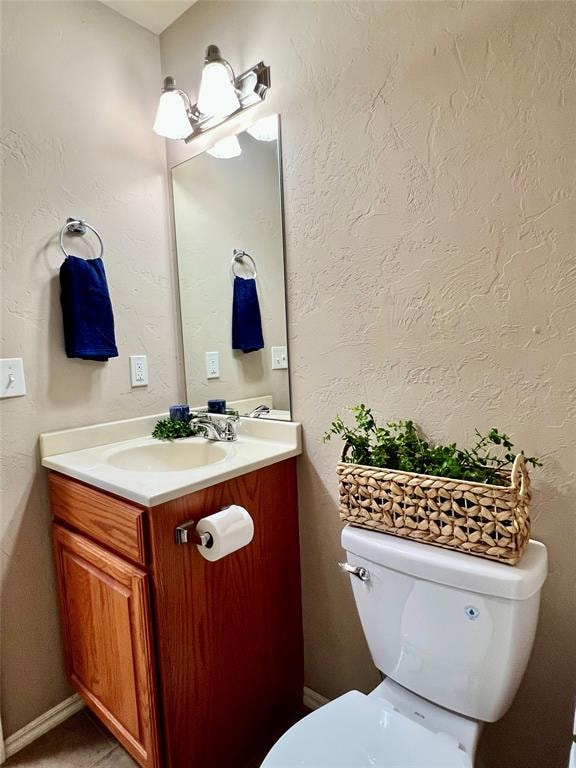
left=3, top=694, right=84, bottom=759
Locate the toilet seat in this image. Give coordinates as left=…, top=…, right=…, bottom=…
left=261, top=691, right=472, bottom=768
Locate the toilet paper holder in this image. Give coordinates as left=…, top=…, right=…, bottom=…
left=174, top=520, right=213, bottom=548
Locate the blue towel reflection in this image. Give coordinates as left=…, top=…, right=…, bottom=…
left=232, top=276, right=264, bottom=353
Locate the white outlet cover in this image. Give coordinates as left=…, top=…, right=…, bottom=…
left=271, top=346, right=288, bottom=370
left=205, top=351, right=220, bottom=379
left=129, top=355, right=148, bottom=387
left=0, top=358, right=26, bottom=398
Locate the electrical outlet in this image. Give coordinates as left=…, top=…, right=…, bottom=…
left=205, top=351, right=220, bottom=379
left=0, top=358, right=26, bottom=398
left=271, top=346, right=288, bottom=370
left=130, top=355, right=148, bottom=387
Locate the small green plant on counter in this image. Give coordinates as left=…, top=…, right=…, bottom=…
left=324, top=404, right=542, bottom=484
left=152, top=418, right=207, bottom=441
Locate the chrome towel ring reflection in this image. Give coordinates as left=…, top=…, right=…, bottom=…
left=231, top=249, right=257, bottom=279
left=59, top=218, right=104, bottom=260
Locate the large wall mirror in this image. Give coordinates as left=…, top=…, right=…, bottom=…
left=171, top=114, right=291, bottom=420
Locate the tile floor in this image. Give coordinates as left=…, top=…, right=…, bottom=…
left=3, top=707, right=307, bottom=767
left=4, top=712, right=138, bottom=768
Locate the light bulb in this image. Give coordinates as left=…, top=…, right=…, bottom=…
left=206, top=135, right=242, bottom=159
left=197, top=61, right=240, bottom=118
left=246, top=115, right=278, bottom=142
left=153, top=90, right=191, bottom=140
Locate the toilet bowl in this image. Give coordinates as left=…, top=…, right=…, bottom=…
left=263, top=526, right=547, bottom=767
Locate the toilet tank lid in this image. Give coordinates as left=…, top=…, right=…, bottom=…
left=342, top=526, right=548, bottom=600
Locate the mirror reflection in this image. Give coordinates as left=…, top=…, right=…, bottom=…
left=171, top=115, right=291, bottom=420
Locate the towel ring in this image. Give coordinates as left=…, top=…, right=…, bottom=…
left=231, top=249, right=257, bottom=279
left=59, top=219, right=104, bottom=260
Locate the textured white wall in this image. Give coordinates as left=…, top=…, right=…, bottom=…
left=172, top=128, right=290, bottom=410
left=0, top=1, right=182, bottom=735
left=161, top=3, right=576, bottom=766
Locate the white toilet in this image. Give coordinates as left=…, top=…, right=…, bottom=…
left=262, top=525, right=548, bottom=767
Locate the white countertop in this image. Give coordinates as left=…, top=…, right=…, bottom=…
left=40, top=415, right=301, bottom=507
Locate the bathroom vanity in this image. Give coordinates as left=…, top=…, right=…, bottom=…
left=42, top=416, right=303, bottom=768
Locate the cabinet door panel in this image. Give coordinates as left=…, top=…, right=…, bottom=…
left=53, top=525, right=160, bottom=768
left=150, top=458, right=303, bottom=768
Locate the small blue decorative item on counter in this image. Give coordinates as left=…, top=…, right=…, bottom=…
left=169, top=404, right=190, bottom=422
left=207, top=399, right=226, bottom=414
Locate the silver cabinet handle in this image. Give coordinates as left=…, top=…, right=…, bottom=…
left=338, top=562, right=370, bottom=582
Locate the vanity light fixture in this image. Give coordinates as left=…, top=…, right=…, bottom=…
left=153, top=44, right=270, bottom=143
left=197, top=45, right=240, bottom=118
left=206, top=135, right=242, bottom=159
left=246, top=114, right=278, bottom=142
left=153, top=77, right=192, bottom=140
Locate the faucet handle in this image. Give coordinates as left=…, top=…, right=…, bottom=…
left=190, top=410, right=238, bottom=441
left=248, top=405, right=270, bottom=418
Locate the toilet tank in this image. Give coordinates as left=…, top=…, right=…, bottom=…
left=342, top=526, right=547, bottom=723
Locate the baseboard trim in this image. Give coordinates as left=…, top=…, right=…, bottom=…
left=3, top=688, right=325, bottom=760
left=3, top=694, right=85, bottom=760
left=303, top=686, right=329, bottom=710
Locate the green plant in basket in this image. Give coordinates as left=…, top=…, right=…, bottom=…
left=324, top=405, right=542, bottom=484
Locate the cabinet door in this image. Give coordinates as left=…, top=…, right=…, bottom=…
left=53, top=524, right=160, bottom=768
left=150, top=458, right=303, bottom=768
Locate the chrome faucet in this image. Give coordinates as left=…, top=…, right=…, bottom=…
left=248, top=405, right=270, bottom=418
left=190, top=411, right=239, bottom=442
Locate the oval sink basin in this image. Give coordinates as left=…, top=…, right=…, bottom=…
left=106, top=441, right=227, bottom=472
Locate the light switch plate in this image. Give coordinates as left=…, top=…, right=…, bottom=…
left=205, top=351, right=220, bottom=379
left=129, top=355, right=148, bottom=387
left=271, top=346, right=288, bottom=370
left=0, top=358, right=26, bottom=398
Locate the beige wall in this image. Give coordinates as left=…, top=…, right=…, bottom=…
left=172, top=127, right=290, bottom=411
left=161, top=3, right=576, bottom=767
left=1, top=1, right=574, bottom=763
left=0, top=1, right=181, bottom=736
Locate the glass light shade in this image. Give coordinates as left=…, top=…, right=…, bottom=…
left=153, top=90, right=191, bottom=140
left=246, top=115, right=278, bottom=142
left=197, top=61, right=240, bottom=118
left=206, top=135, right=242, bottom=159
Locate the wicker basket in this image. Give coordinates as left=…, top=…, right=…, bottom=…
left=337, top=447, right=531, bottom=566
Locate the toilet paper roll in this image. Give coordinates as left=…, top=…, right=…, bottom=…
left=196, top=505, right=254, bottom=562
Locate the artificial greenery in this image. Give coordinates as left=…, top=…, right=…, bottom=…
left=152, top=418, right=207, bottom=441
left=324, top=404, right=542, bottom=484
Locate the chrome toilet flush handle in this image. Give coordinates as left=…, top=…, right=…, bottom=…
left=338, top=562, right=370, bottom=582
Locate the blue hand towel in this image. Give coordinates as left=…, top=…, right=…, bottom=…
left=232, top=276, right=264, bottom=353
left=59, top=255, right=118, bottom=361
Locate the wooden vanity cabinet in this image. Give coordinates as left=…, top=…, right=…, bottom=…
left=53, top=525, right=161, bottom=767
left=50, top=459, right=303, bottom=768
